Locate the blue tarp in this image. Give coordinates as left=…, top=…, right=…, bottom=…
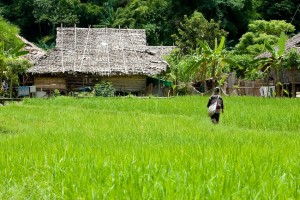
left=18, top=86, right=30, bottom=97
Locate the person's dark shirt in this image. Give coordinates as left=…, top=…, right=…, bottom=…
left=207, top=94, right=224, bottom=113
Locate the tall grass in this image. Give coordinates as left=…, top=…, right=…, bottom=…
left=0, top=96, right=299, bottom=199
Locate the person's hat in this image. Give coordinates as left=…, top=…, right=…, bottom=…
left=214, top=87, right=220, bottom=93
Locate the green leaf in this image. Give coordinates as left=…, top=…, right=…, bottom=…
left=277, top=32, right=287, bottom=56
left=264, top=40, right=275, bottom=56
left=15, top=51, right=29, bottom=57
left=11, top=43, right=26, bottom=55
left=216, top=36, right=225, bottom=53
left=223, top=58, right=242, bottom=69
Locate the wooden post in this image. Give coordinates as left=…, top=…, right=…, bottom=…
left=73, top=24, right=76, bottom=71
left=61, top=23, right=64, bottom=72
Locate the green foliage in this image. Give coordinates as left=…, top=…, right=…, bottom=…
left=248, top=20, right=295, bottom=36
left=257, top=32, right=288, bottom=96
left=284, top=48, right=300, bottom=69
left=235, top=20, right=295, bottom=55
left=77, top=3, right=101, bottom=27
left=232, top=20, right=295, bottom=79
left=184, top=36, right=235, bottom=85
left=33, top=0, right=81, bottom=26
left=172, top=11, right=228, bottom=55
left=164, top=48, right=183, bottom=80
left=0, top=16, right=23, bottom=51
left=93, top=0, right=118, bottom=28
left=94, top=81, right=116, bottom=97
left=168, top=0, right=260, bottom=44
left=113, top=0, right=172, bottom=45
left=1, top=0, right=300, bottom=49
left=0, top=42, right=31, bottom=97
left=164, top=48, right=188, bottom=94
left=230, top=54, right=260, bottom=79
left=257, top=0, right=300, bottom=31
left=53, top=89, right=61, bottom=97
left=0, top=0, right=36, bottom=37
left=35, top=35, right=56, bottom=51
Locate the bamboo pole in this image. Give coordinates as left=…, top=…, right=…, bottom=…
left=120, top=27, right=127, bottom=73
left=73, top=24, right=76, bottom=71
left=61, top=23, right=64, bottom=72
left=80, top=25, right=91, bottom=71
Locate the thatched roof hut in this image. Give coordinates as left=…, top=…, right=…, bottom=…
left=28, top=27, right=171, bottom=76
left=26, top=27, right=175, bottom=95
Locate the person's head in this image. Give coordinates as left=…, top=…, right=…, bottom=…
left=214, top=87, right=220, bottom=94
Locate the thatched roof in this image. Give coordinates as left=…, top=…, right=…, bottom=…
left=256, top=33, right=300, bottom=59
left=146, top=46, right=176, bottom=58
left=28, top=27, right=174, bottom=76
left=17, top=35, right=46, bottom=64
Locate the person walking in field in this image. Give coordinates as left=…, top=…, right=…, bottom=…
left=207, top=87, right=224, bottom=124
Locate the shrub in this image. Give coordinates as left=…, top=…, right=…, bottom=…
left=94, top=81, right=115, bottom=97
left=53, top=89, right=60, bottom=97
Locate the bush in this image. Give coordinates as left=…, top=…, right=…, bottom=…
left=53, top=89, right=60, bottom=97
left=94, top=81, right=115, bottom=97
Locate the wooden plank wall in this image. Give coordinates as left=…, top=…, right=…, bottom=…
left=237, top=80, right=263, bottom=96
left=33, top=74, right=147, bottom=94
left=102, top=76, right=146, bottom=93
left=34, top=77, right=67, bottom=90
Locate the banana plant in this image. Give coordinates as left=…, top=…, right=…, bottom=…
left=185, top=36, right=239, bottom=89
left=0, top=42, right=31, bottom=97
left=257, top=32, right=287, bottom=96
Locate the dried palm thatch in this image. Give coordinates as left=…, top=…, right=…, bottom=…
left=256, top=33, right=300, bottom=59
left=17, top=35, right=46, bottom=64
left=28, top=27, right=173, bottom=76
left=146, top=46, right=176, bottom=57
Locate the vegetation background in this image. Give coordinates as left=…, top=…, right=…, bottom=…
left=1, top=0, right=300, bottom=90
left=0, top=0, right=299, bottom=47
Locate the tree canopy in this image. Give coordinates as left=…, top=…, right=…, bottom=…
left=0, top=0, right=299, bottom=46
left=0, top=16, right=23, bottom=51
left=229, top=20, right=296, bottom=79
left=172, top=11, right=228, bottom=55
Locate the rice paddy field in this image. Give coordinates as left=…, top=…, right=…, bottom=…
left=0, top=96, right=300, bottom=199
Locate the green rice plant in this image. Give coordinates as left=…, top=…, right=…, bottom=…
left=0, top=96, right=299, bottom=199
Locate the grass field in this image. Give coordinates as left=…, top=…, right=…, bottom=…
left=0, top=96, right=299, bottom=199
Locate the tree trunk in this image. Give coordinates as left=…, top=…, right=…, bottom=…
left=0, top=72, right=2, bottom=93
left=211, top=79, right=216, bottom=90
left=9, top=78, right=13, bottom=98
left=211, top=63, right=216, bottom=90
left=275, top=68, right=281, bottom=97
left=291, top=67, right=297, bottom=97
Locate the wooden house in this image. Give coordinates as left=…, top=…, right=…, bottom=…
left=27, top=27, right=174, bottom=96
